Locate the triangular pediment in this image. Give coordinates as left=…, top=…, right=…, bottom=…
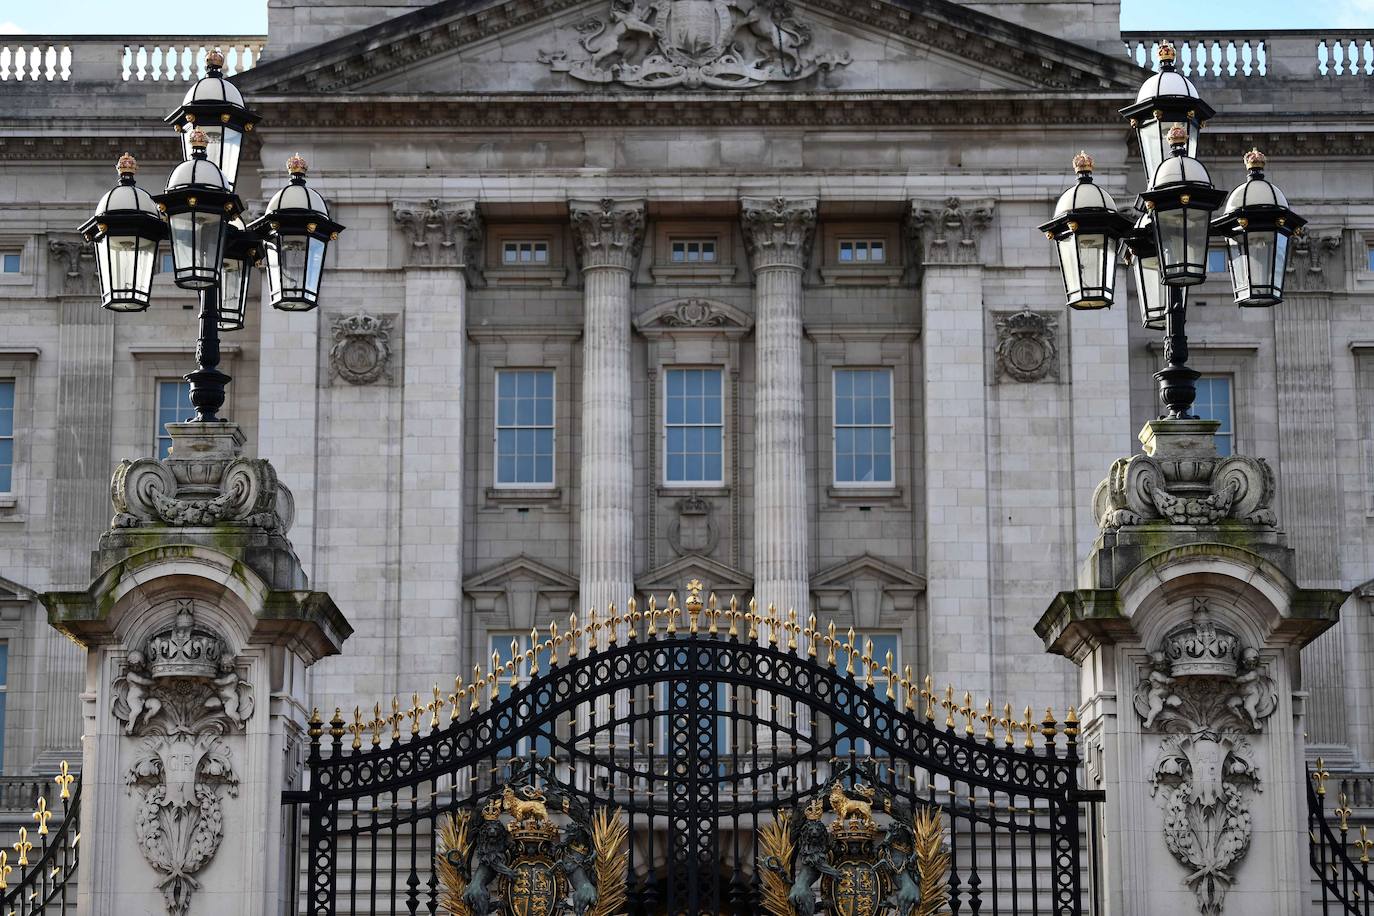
left=465, top=554, right=579, bottom=593
left=637, top=555, right=752, bottom=600
left=0, top=575, right=35, bottom=603
left=810, top=554, right=926, bottom=592
left=238, top=0, right=1142, bottom=99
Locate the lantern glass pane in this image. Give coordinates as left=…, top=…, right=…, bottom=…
left=1056, top=235, right=1082, bottom=299
left=1140, top=119, right=1166, bottom=181
left=305, top=236, right=326, bottom=295
left=100, top=235, right=157, bottom=310
left=218, top=257, right=249, bottom=330
left=1185, top=208, right=1210, bottom=276
left=1273, top=232, right=1289, bottom=288
left=1227, top=238, right=1250, bottom=296
left=169, top=210, right=225, bottom=288
left=1248, top=230, right=1274, bottom=292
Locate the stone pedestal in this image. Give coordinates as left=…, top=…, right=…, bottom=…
left=41, top=422, right=350, bottom=916
left=1038, top=419, right=1344, bottom=916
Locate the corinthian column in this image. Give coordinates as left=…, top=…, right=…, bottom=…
left=741, top=197, right=817, bottom=626
left=570, top=199, right=646, bottom=621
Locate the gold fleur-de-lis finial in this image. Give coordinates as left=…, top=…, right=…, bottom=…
left=1336, top=794, right=1352, bottom=833
left=55, top=760, right=74, bottom=801
left=1314, top=758, right=1330, bottom=796
left=0, top=850, right=11, bottom=889
left=1356, top=826, right=1373, bottom=864
left=12, top=827, right=31, bottom=867
left=32, top=798, right=51, bottom=836
left=348, top=707, right=365, bottom=750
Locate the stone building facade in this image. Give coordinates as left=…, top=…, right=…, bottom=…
left=0, top=0, right=1372, bottom=777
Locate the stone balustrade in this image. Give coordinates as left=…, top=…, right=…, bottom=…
left=0, top=36, right=264, bottom=82
left=1123, top=30, right=1374, bottom=78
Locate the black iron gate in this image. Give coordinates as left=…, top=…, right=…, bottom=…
left=289, top=591, right=1089, bottom=915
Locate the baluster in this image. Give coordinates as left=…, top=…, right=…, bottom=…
left=1317, top=39, right=1329, bottom=77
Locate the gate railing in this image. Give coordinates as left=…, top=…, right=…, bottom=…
left=1311, top=760, right=1374, bottom=915
left=290, top=589, right=1090, bottom=915
left=0, top=761, right=80, bottom=915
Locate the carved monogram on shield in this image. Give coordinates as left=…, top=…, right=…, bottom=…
left=329, top=311, right=396, bottom=386
left=993, top=310, right=1059, bottom=384
left=541, top=0, right=850, bottom=89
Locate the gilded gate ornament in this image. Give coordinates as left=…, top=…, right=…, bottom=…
left=436, top=758, right=628, bottom=916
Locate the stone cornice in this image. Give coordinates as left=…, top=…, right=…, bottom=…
left=569, top=198, right=646, bottom=271
left=232, top=0, right=1144, bottom=96
left=740, top=197, right=818, bottom=271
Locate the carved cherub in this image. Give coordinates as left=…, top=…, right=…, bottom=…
left=1140, top=651, right=1181, bottom=730
left=119, top=651, right=162, bottom=735
left=206, top=658, right=248, bottom=728
left=1227, top=648, right=1275, bottom=730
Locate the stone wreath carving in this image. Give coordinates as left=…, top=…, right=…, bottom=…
left=329, top=312, right=395, bottom=386
left=113, top=601, right=254, bottom=916
left=1134, top=599, right=1278, bottom=915
left=540, top=0, right=850, bottom=90
left=111, top=452, right=293, bottom=533
left=993, top=310, right=1058, bottom=383
left=1093, top=450, right=1275, bottom=530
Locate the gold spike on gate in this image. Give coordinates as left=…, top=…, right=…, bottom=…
left=962, top=692, right=976, bottom=736
left=55, top=761, right=74, bottom=801
left=666, top=593, right=679, bottom=636
left=786, top=609, right=798, bottom=650
left=1314, top=757, right=1330, bottom=796
left=941, top=686, right=956, bottom=729
left=32, top=798, right=50, bottom=837
left=982, top=700, right=996, bottom=741
left=471, top=667, right=483, bottom=713
left=450, top=677, right=463, bottom=723
left=550, top=622, right=561, bottom=666
left=646, top=597, right=658, bottom=638
left=923, top=675, right=936, bottom=721
left=862, top=639, right=875, bottom=688
left=1336, top=794, right=1353, bottom=833
left=806, top=613, right=818, bottom=657
left=746, top=598, right=759, bottom=642
left=371, top=703, right=384, bottom=746
left=12, top=827, right=30, bottom=869
left=826, top=621, right=837, bottom=667
left=568, top=613, right=580, bottom=657
left=845, top=628, right=857, bottom=676
left=1022, top=706, right=1036, bottom=749
left=903, top=666, right=916, bottom=712
left=627, top=597, right=639, bottom=641
left=883, top=651, right=895, bottom=700
left=708, top=593, right=720, bottom=636
left=348, top=707, right=365, bottom=750
left=1356, top=826, right=1372, bottom=864
left=428, top=687, right=444, bottom=730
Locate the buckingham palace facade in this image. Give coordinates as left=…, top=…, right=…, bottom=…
left=1, top=0, right=1372, bottom=781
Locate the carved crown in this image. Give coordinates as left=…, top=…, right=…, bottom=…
left=1161, top=600, right=1241, bottom=678
left=142, top=601, right=229, bottom=680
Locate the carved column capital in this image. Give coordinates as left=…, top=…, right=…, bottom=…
left=1284, top=228, right=1343, bottom=292
left=739, top=196, right=818, bottom=271
left=392, top=198, right=482, bottom=268
left=47, top=234, right=100, bottom=297
left=908, top=197, right=996, bottom=266
left=569, top=198, right=646, bottom=271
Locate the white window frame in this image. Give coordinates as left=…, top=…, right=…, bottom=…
left=493, top=368, right=556, bottom=489
left=1206, top=246, right=1228, bottom=276
left=661, top=366, right=726, bottom=487
left=501, top=240, right=550, bottom=266
left=837, top=239, right=887, bottom=264
left=1194, top=374, right=1236, bottom=456
left=831, top=368, right=896, bottom=488
left=0, top=251, right=20, bottom=274
left=0, top=380, right=13, bottom=496
left=155, top=378, right=192, bottom=459
left=669, top=238, right=718, bottom=264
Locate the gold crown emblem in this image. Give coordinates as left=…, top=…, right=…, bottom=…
left=117, top=152, right=138, bottom=176
left=1243, top=148, right=1266, bottom=171
left=287, top=153, right=308, bottom=176
left=805, top=797, right=825, bottom=821
left=206, top=48, right=225, bottom=70
left=482, top=797, right=504, bottom=821
left=1071, top=151, right=1094, bottom=174
left=1157, top=41, right=1177, bottom=64
left=188, top=128, right=210, bottom=150
left=1166, top=124, right=1189, bottom=148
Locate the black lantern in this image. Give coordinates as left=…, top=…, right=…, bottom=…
left=1119, top=42, right=1215, bottom=183
left=1137, top=125, right=1225, bottom=286
left=78, top=153, right=168, bottom=312
left=1039, top=152, right=1135, bottom=310
left=1123, top=213, right=1178, bottom=330
left=156, top=128, right=243, bottom=290
left=164, top=49, right=261, bottom=191
left=248, top=154, right=344, bottom=312
left=217, top=218, right=257, bottom=332
left=1210, top=149, right=1307, bottom=307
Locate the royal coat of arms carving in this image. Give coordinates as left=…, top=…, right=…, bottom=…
left=541, top=0, right=850, bottom=89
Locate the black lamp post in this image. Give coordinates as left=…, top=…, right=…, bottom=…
left=81, top=50, right=344, bottom=428
left=1043, top=40, right=1303, bottom=420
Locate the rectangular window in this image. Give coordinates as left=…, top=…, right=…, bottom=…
left=495, top=369, right=555, bottom=486
left=670, top=239, right=717, bottom=263
left=1, top=253, right=20, bottom=274
left=156, top=380, right=193, bottom=459
left=0, top=381, right=13, bottom=493
left=836, top=631, right=900, bottom=757
left=489, top=633, right=553, bottom=758
left=838, top=240, right=886, bottom=263
left=1367, top=246, right=1374, bottom=273
left=159, top=252, right=176, bottom=275
left=664, top=368, right=724, bottom=484
left=0, top=642, right=8, bottom=772
left=1207, top=248, right=1228, bottom=275
left=1194, top=376, right=1234, bottom=456
left=833, top=369, right=894, bottom=485
left=502, top=241, right=549, bottom=265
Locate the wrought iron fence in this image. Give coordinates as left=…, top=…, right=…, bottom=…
left=287, top=586, right=1094, bottom=915
left=0, top=761, right=80, bottom=915
left=1311, top=760, right=1374, bottom=915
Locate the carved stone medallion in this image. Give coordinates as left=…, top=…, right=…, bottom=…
left=541, top=0, right=850, bottom=89
left=329, top=312, right=395, bottom=386
left=993, top=310, right=1059, bottom=383
left=667, top=494, right=719, bottom=556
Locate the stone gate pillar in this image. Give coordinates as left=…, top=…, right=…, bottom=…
left=1037, top=419, right=1345, bottom=916
left=41, top=421, right=350, bottom=916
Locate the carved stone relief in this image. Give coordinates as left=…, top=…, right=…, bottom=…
left=740, top=197, right=817, bottom=270
left=113, top=600, right=254, bottom=916
left=667, top=494, right=720, bottom=556
left=1133, top=598, right=1279, bottom=915
left=569, top=198, right=647, bottom=271
left=47, top=236, right=100, bottom=296
left=392, top=199, right=481, bottom=268
left=540, top=0, right=850, bottom=89
left=1284, top=228, right=1342, bottom=291
left=908, top=198, right=995, bottom=266
left=993, top=310, right=1059, bottom=383
left=329, top=311, right=396, bottom=386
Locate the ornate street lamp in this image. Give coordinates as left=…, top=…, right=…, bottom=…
left=1038, top=152, right=1134, bottom=310
left=79, top=153, right=167, bottom=312
left=80, top=51, right=345, bottom=425
left=1211, top=149, right=1307, bottom=307
left=1043, top=43, right=1303, bottom=420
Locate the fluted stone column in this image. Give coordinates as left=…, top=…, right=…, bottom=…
left=741, top=197, right=817, bottom=623
left=569, top=199, right=645, bottom=619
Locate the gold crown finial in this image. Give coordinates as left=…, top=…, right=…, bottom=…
left=188, top=128, right=209, bottom=150
left=1072, top=151, right=1094, bottom=175
left=1243, top=148, right=1266, bottom=172
left=1157, top=41, right=1176, bottom=64
left=206, top=48, right=225, bottom=69
left=287, top=153, right=308, bottom=176
left=116, top=152, right=138, bottom=176
left=1166, top=123, right=1188, bottom=148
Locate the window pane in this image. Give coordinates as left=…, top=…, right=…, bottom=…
left=1207, top=248, right=1227, bottom=274
left=834, top=369, right=894, bottom=485
left=664, top=368, right=724, bottom=483
left=1, top=254, right=18, bottom=273
left=0, top=441, right=11, bottom=493
left=495, top=370, right=555, bottom=485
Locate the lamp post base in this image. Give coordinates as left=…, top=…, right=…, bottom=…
left=1155, top=363, right=1199, bottom=420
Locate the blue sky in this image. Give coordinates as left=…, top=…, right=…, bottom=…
left=0, top=0, right=1366, bottom=36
